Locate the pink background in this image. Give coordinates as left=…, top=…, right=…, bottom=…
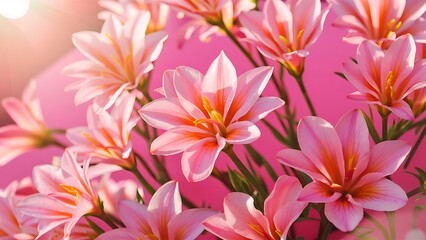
left=1, top=8, right=426, bottom=239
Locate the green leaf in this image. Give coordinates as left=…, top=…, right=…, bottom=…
left=361, top=110, right=381, bottom=143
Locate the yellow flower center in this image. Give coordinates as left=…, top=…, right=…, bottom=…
left=383, top=71, right=395, bottom=105
left=194, top=96, right=227, bottom=135
left=60, top=184, right=82, bottom=204
left=249, top=223, right=265, bottom=237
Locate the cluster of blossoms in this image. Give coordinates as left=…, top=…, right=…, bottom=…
left=1, top=0, right=426, bottom=239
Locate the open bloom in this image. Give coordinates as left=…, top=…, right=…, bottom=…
left=175, top=0, right=256, bottom=48
left=0, top=80, right=53, bottom=166
left=277, top=110, right=410, bottom=232
left=98, top=0, right=170, bottom=33
left=66, top=92, right=139, bottom=169
left=96, top=181, right=216, bottom=240
left=203, top=175, right=307, bottom=240
left=331, top=0, right=426, bottom=46
left=343, top=34, right=426, bottom=120
left=17, top=150, right=98, bottom=239
left=0, top=180, right=38, bottom=239
left=140, top=51, right=284, bottom=182
left=63, top=11, right=167, bottom=111
left=239, top=0, right=330, bottom=76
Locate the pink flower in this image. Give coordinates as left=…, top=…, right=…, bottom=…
left=66, top=92, right=139, bottom=168
left=96, top=181, right=216, bottom=240
left=140, top=51, right=284, bottom=182
left=0, top=80, right=53, bottom=166
left=17, top=150, right=98, bottom=239
left=331, top=0, right=426, bottom=46
left=239, top=0, right=330, bottom=77
left=159, top=0, right=229, bottom=22
left=176, top=0, right=256, bottom=48
left=0, top=180, right=38, bottom=239
left=407, top=87, right=426, bottom=118
left=203, top=175, right=307, bottom=240
left=39, top=219, right=96, bottom=240
left=277, top=109, right=410, bottom=232
left=343, top=34, right=426, bottom=120
left=63, top=11, right=167, bottom=111
left=95, top=176, right=142, bottom=217
left=98, top=0, right=170, bottom=33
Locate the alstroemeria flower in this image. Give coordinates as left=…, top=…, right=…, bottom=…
left=98, top=0, right=170, bottom=33
left=0, top=180, right=38, bottom=240
left=343, top=34, right=426, bottom=120
left=331, top=0, right=426, bottom=46
left=0, top=80, right=53, bottom=166
left=66, top=92, right=139, bottom=169
left=95, top=176, right=142, bottom=217
left=407, top=87, right=426, bottom=118
left=277, top=109, right=410, bottom=232
left=203, top=175, right=307, bottom=240
left=239, top=0, right=330, bottom=77
left=96, top=181, right=216, bottom=240
left=175, top=0, right=256, bottom=48
left=39, top=219, right=97, bottom=240
left=140, top=51, right=284, bottom=182
left=63, top=11, right=167, bottom=111
left=17, top=150, right=98, bottom=239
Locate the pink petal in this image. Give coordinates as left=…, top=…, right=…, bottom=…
left=351, top=176, right=407, bottom=211
left=203, top=214, right=249, bottom=240
left=118, top=200, right=154, bottom=236
left=335, top=109, right=370, bottom=180
left=225, top=121, right=260, bottom=144
left=162, top=69, right=177, bottom=98
left=298, top=116, right=345, bottom=184
left=386, top=99, right=415, bottom=120
left=181, top=136, right=226, bottom=182
left=277, top=149, right=329, bottom=184
left=139, top=98, right=194, bottom=130
left=299, top=182, right=342, bottom=202
left=148, top=181, right=182, bottom=239
left=399, top=59, right=426, bottom=99
left=32, top=165, right=64, bottom=194
left=356, top=40, right=384, bottom=92
left=324, top=198, right=363, bottom=232
left=150, top=126, right=212, bottom=155
left=96, top=229, right=141, bottom=240
left=273, top=202, right=307, bottom=239
left=381, top=34, right=416, bottom=90
left=174, top=66, right=206, bottom=120
left=224, top=192, right=271, bottom=239
left=227, top=66, right=273, bottom=123
left=202, top=51, right=237, bottom=118
left=168, top=208, right=217, bottom=240
left=366, top=140, right=411, bottom=176
left=342, top=61, right=379, bottom=97
left=240, top=97, right=284, bottom=123
left=264, top=175, right=303, bottom=223
left=1, top=98, right=43, bottom=132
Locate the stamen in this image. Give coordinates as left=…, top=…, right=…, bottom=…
left=202, top=96, right=224, bottom=125
left=384, top=71, right=395, bottom=104
left=249, top=223, right=265, bottom=237
left=60, top=184, right=82, bottom=204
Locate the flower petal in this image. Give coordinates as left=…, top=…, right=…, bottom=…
left=351, top=177, right=407, bottom=211
left=298, top=116, right=345, bottom=184
left=181, top=136, right=226, bottom=182
left=335, top=109, right=370, bottom=180
left=299, top=182, right=342, bottom=203
left=168, top=208, right=217, bottom=240
left=118, top=200, right=154, bottom=236
left=239, top=97, right=284, bottom=123
left=96, top=229, right=141, bottom=240
left=324, top=198, right=363, bottom=232
left=225, top=121, right=260, bottom=144
left=366, top=140, right=411, bottom=176
left=203, top=213, right=249, bottom=240
left=224, top=192, right=271, bottom=239
left=202, top=51, right=237, bottom=118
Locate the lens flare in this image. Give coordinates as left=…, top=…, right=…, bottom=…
left=0, top=0, right=29, bottom=19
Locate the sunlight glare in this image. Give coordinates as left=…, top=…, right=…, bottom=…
left=0, top=0, right=30, bottom=19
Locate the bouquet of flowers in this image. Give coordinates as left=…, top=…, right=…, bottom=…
left=1, top=0, right=426, bottom=239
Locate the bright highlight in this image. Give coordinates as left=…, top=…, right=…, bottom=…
left=0, top=0, right=29, bottom=19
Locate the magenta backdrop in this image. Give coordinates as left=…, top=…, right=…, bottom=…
left=1, top=10, right=426, bottom=239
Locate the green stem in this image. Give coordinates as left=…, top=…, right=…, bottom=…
left=224, top=147, right=268, bottom=201
left=385, top=211, right=396, bottom=240
left=128, top=165, right=156, bottom=195
left=365, top=212, right=390, bottom=240
left=133, top=151, right=157, bottom=180
left=51, top=138, right=67, bottom=149
left=295, top=76, right=317, bottom=116
left=382, top=114, right=389, bottom=141
left=404, top=125, right=426, bottom=169
left=319, top=219, right=333, bottom=240
left=407, top=187, right=422, bottom=198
